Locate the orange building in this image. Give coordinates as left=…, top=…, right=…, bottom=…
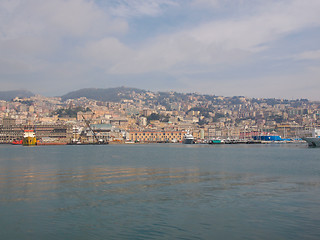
left=128, top=130, right=185, bottom=143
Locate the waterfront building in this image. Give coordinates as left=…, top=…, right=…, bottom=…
left=0, top=124, right=23, bottom=143
left=128, top=130, right=185, bottom=143
left=0, top=121, right=73, bottom=143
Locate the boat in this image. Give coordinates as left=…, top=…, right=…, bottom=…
left=12, top=139, right=23, bottom=145
left=182, top=131, right=194, bottom=144
left=22, top=129, right=37, bottom=146
left=67, top=139, right=109, bottom=145
left=37, top=142, right=67, bottom=146
left=208, top=139, right=224, bottom=144
left=302, top=129, right=320, bottom=147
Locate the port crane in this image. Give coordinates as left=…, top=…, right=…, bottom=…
left=82, top=113, right=101, bottom=143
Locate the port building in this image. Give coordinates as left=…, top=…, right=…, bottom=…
left=0, top=120, right=72, bottom=143
left=128, top=130, right=185, bottom=143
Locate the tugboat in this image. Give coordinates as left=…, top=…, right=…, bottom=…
left=22, top=129, right=37, bottom=146
left=182, top=130, right=195, bottom=144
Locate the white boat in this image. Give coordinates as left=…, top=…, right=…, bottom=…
left=183, top=131, right=194, bottom=144
left=302, top=129, right=320, bottom=147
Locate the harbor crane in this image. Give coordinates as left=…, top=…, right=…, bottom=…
left=82, top=113, right=101, bottom=143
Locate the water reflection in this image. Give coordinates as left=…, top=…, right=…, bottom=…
left=1, top=166, right=320, bottom=205
left=1, top=144, right=320, bottom=240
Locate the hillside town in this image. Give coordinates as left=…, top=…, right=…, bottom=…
left=0, top=88, right=319, bottom=144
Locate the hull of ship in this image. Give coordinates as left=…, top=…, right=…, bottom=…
left=183, top=138, right=194, bottom=144
left=37, top=142, right=67, bottom=146
left=208, top=140, right=223, bottom=144
left=302, top=137, right=320, bottom=147
left=12, top=140, right=23, bottom=145
left=23, top=137, right=37, bottom=146
left=67, top=142, right=109, bottom=145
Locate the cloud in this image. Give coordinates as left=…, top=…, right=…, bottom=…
left=192, top=0, right=219, bottom=8
left=79, top=37, right=134, bottom=69
left=0, top=0, right=320, bottom=99
left=294, top=50, right=320, bottom=60
left=106, top=0, right=320, bottom=75
left=0, top=0, right=128, bottom=40
left=107, top=0, right=180, bottom=18
left=0, top=0, right=128, bottom=74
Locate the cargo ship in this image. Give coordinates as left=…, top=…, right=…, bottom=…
left=22, top=129, right=37, bottom=146
left=302, top=129, right=320, bottom=147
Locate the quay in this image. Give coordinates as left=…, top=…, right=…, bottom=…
left=0, top=117, right=312, bottom=146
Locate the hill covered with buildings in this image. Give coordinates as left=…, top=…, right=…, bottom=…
left=0, top=87, right=319, bottom=143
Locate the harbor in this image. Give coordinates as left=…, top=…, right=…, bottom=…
left=1, top=143, right=320, bottom=240
left=1, top=1, right=320, bottom=239
left=0, top=122, right=315, bottom=146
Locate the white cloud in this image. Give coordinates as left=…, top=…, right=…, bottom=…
left=80, top=37, right=134, bottom=69
left=0, top=0, right=128, bottom=75
left=107, top=0, right=320, bottom=75
left=193, top=0, right=219, bottom=7
left=295, top=50, right=320, bottom=60
left=0, top=0, right=320, bottom=99
left=108, top=0, right=179, bottom=18
left=0, top=0, right=128, bottom=40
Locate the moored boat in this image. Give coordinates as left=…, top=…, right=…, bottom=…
left=22, top=130, right=37, bottom=146
left=208, top=139, right=224, bottom=144
left=12, top=139, right=23, bottom=145
left=182, top=131, right=194, bottom=144
left=37, top=142, right=67, bottom=146
left=302, top=129, right=320, bottom=147
left=303, top=137, right=320, bottom=147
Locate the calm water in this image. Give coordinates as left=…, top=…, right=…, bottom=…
left=0, top=143, right=319, bottom=240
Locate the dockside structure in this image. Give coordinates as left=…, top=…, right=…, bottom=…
left=0, top=123, right=72, bottom=143
left=128, top=130, right=186, bottom=143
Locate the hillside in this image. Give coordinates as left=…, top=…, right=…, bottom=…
left=0, top=90, right=34, bottom=101
left=61, top=87, right=146, bottom=102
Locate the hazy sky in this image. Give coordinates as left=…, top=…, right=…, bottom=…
left=1, top=0, right=320, bottom=99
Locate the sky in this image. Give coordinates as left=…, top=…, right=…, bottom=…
left=0, top=0, right=320, bottom=100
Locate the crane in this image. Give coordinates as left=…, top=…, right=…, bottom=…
left=82, top=113, right=100, bottom=143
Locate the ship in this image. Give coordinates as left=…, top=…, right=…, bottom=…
left=182, top=131, right=194, bottom=144
left=208, top=139, right=224, bottom=144
left=12, top=139, right=23, bottom=145
left=22, top=129, right=37, bottom=146
left=37, top=141, right=67, bottom=146
left=302, top=129, right=320, bottom=147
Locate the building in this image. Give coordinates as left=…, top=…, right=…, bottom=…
left=0, top=121, right=73, bottom=143
left=128, top=130, right=185, bottom=143
left=2, top=117, right=16, bottom=127
left=0, top=124, right=23, bottom=143
left=35, top=124, right=73, bottom=142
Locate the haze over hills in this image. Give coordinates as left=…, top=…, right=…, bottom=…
left=60, top=87, right=146, bottom=102
left=0, top=90, right=35, bottom=101
left=0, top=87, right=316, bottom=106
left=55, top=87, right=316, bottom=105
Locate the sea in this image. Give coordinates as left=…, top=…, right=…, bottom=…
left=0, top=143, right=319, bottom=240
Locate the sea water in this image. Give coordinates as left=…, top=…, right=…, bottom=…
left=0, top=144, right=319, bottom=240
